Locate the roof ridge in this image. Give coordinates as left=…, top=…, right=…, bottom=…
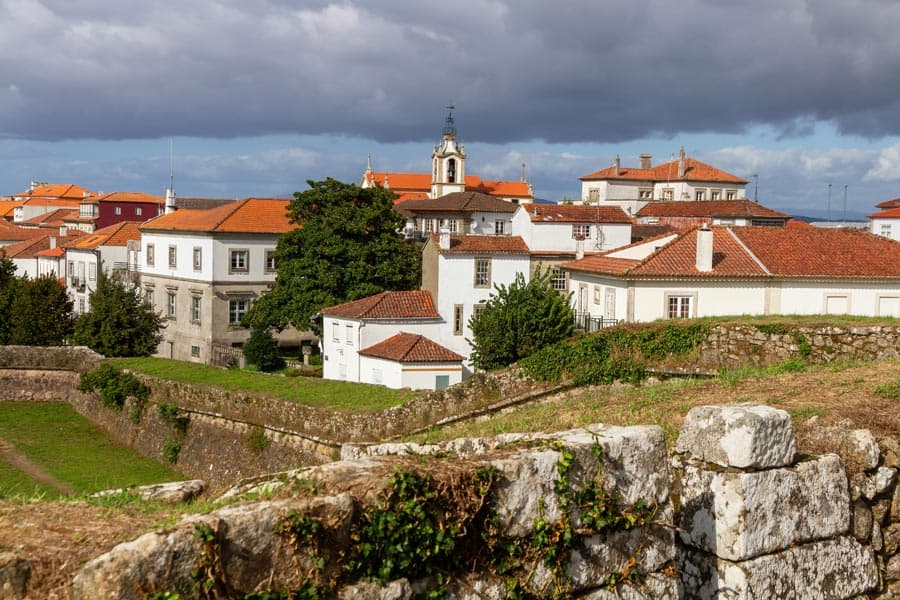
left=725, top=227, right=771, bottom=275
left=209, top=198, right=248, bottom=231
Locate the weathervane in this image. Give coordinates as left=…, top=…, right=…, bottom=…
left=443, top=103, right=456, bottom=137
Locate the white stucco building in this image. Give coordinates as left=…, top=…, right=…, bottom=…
left=869, top=206, right=900, bottom=241
left=65, top=221, right=142, bottom=315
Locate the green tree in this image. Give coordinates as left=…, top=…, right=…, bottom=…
left=0, top=253, right=19, bottom=343
left=242, top=325, right=285, bottom=372
left=8, top=274, right=75, bottom=345
left=247, top=178, right=421, bottom=334
left=468, top=267, right=575, bottom=370
left=73, top=271, right=164, bottom=356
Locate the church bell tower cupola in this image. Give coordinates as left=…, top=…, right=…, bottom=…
left=431, top=106, right=467, bottom=198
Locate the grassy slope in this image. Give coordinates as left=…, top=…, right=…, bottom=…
left=110, top=357, right=417, bottom=412
left=0, top=402, right=182, bottom=498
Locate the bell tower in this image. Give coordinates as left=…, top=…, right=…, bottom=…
left=431, top=106, right=466, bottom=198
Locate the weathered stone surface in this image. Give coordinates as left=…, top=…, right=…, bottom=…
left=874, top=521, right=884, bottom=553
left=875, top=498, right=893, bottom=526
left=92, top=479, right=207, bottom=503
left=888, top=554, right=900, bottom=582
left=488, top=449, right=562, bottom=537
left=676, top=405, right=796, bottom=469
left=680, top=536, right=879, bottom=600
left=801, top=426, right=880, bottom=475
left=879, top=436, right=900, bottom=469
left=338, top=578, right=413, bottom=600
left=580, top=573, right=679, bottom=599
left=893, top=479, right=900, bottom=521
left=877, top=467, right=898, bottom=495
left=853, top=499, right=874, bottom=543
left=678, top=455, right=849, bottom=561
left=70, top=495, right=354, bottom=600
left=885, top=523, right=900, bottom=556
left=0, top=553, right=29, bottom=600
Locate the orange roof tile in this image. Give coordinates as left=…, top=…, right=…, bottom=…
left=358, top=332, right=464, bottom=363
left=637, top=200, right=789, bottom=220
left=95, top=191, right=165, bottom=204
left=559, top=255, right=639, bottom=275
left=4, top=236, right=51, bottom=259
left=320, top=291, right=440, bottom=319
left=16, top=183, right=95, bottom=200
left=36, top=247, right=65, bottom=258
left=71, top=221, right=142, bottom=250
left=0, top=202, right=23, bottom=217
left=528, top=204, right=632, bottom=224
left=396, top=191, right=518, bottom=215
left=141, top=198, right=293, bottom=234
left=875, top=198, right=900, bottom=209
left=868, top=207, right=900, bottom=219
left=0, top=220, right=49, bottom=242
left=22, top=208, right=79, bottom=227
left=20, top=198, right=82, bottom=209
left=366, top=172, right=532, bottom=199
left=431, top=234, right=530, bottom=254
left=581, top=157, right=747, bottom=184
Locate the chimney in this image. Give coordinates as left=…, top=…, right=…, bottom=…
left=383, top=174, right=390, bottom=189
left=439, top=227, right=451, bottom=250
left=614, top=155, right=621, bottom=176
left=696, top=225, right=713, bottom=272
left=575, top=237, right=585, bottom=260
left=49, top=236, right=56, bottom=249
left=678, top=146, right=686, bottom=178
left=639, top=154, right=652, bottom=169
left=165, top=187, right=176, bottom=215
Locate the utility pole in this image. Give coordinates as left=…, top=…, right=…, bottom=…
left=827, top=183, right=832, bottom=222
left=751, top=174, right=759, bottom=202
left=843, top=185, right=848, bottom=222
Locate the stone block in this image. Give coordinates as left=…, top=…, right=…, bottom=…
left=877, top=467, right=898, bottom=495
left=676, top=405, right=796, bottom=469
left=853, top=499, right=874, bottom=543
left=885, top=523, right=900, bottom=556
left=801, top=426, right=880, bottom=475
left=0, top=553, right=30, bottom=600
left=680, top=536, right=879, bottom=600
left=678, top=455, right=849, bottom=561
left=580, top=573, right=678, bottom=599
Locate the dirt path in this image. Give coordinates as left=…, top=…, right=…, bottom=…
left=0, top=438, right=75, bottom=495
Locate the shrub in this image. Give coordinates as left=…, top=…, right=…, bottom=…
left=77, top=363, right=150, bottom=411
left=243, top=326, right=286, bottom=372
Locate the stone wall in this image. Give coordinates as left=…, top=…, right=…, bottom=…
left=68, top=405, right=900, bottom=599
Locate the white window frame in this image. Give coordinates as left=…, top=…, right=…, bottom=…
left=474, top=257, right=491, bottom=288
left=168, top=245, right=177, bottom=268
left=191, top=296, right=201, bottom=324
left=167, top=291, right=176, bottom=319
left=229, top=249, right=249, bottom=273
left=665, top=293, right=696, bottom=319
left=228, top=298, right=248, bottom=325
left=265, top=250, right=277, bottom=272
left=193, top=247, right=202, bottom=271
left=572, top=224, right=591, bottom=239
left=146, top=244, right=155, bottom=266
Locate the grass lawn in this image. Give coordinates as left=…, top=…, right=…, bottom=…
left=0, top=460, right=58, bottom=499
left=110, top=357, right=418, bottom=412
left=0, top=402, right=182, bottom=498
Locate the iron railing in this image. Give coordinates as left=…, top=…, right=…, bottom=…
left=574, top=312, right=621, bottom=332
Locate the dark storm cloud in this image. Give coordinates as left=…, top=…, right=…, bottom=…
left=2, top=0, right=900, bottom=143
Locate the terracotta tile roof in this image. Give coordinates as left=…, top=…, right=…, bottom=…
left=631, top=223, right=675, bottom=242
left=0, top=220, right=52, bottom=242
left=22, top=208, right=78, bottom=227
left=320, top=290, right=440, bottom=319
left=358, top=332, right=464, bottom=363
left=19, top=198, right=82, bottom=209
left=366, top=172, right=532, bottom=199
left=0, top=202, right=23, bottom=218
left=15, top=183, right=95, bottom=200
left=868, top=207, right=900, bottom=219
left=786, top=219, right=814, bottom=228
left=564, top=226, right=900, bottom=280
left=559, top=255, right=639, bottom=275
left=395, top=191, right=518, bottom=215
left=431, top=234, right=530, bottom=254
left=875, top=198, right=900, bottom=209
left=36, top=247, right=65, bottom=258
left=140, top=198, right=293, bottom=234
left=3, top=236, right=49, bottom=259
left=95, top=191, right=165, bottom=204
left=71, top=221, right=142, bottom=249
left=581, top=157, right=747, bottom=184
left=637, top=200, right=789, bottom=220
left=527, top=204, right=632, bottom=223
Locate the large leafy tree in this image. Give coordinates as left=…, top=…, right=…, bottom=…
left=73, top=271, right=164, bottom=356
left=243, top=325, right=286, bottom=372
left=0, top=253, right=18, bottom=343
left=247, top=178, right=421, bottom=334
left=8, top=274, right=75, bottom=345
left=468, top=267, right=575, bottom=371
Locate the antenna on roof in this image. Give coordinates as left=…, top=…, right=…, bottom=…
left=827, top=183, right=832, bottom=222
left=165, top=138, right=177, bottom=215
left=843, top=184, right=848, bottom=222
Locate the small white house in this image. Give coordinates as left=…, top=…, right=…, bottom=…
left=357, top=332, right=464, bottom=390
left=869, top=206, right=900, bottom=241
left=562, top=225, right=900, bottom=323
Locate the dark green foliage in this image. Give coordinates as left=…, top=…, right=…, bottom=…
left=8, top=274, right=74, bottom=345
left=0, top=253, right=18, bottom=343
left=162, top=440, right=182, bottom=464
left=520, top=322, right=711, bottom=385
left=77, top=363, right=150, bottom=411
left=875, top=380, right=900, bottom=400
left=158, top=402, right=189, bottom=434
left=468, top=268, right=575, bottom=371
left=755, top=323, right=790, bottom=336
left=73, top=271, right=163, bottom=357
left=243, top=326, right=286, bottom=372
left=245, top=178, right=421, bottom=336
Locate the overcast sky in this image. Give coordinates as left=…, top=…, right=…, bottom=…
left=3, top=0, right=900, bottom=218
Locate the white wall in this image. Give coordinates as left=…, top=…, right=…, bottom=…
left=779, top=281, right=900, bottom=317
left=357, top=355, right=463, bottom=390
left=567, top=273, right=629, bottom=321
left=607, top=234, right=679, bottom=260
left=630, top=280, right=767, bottom=321
left=142, top=231, right=278, bottom=284
left=871, top=217, right=900, bottom=241
left=511, top=208, right=631, bottom=252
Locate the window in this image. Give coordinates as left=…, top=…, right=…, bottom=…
left=667, top=295, right=693, bottom=319
left=880, top=224, right=892, bottom=238
left=453, top=304, right=464, bottom=335
left=572, top=224, right=591, bottom=239
left=447, top=158, right=457, bottom=183
left=662, top=188, right=674, bottom=201
left=695, top=190, right=706, bottom=201
left=474, top=258, right=491, bottom=287
left=447, top=219, right=458, bottom=233
left=473, top=303, right=487, bottom=319
left=146, top=244, right=155, bottom=266
left=725, top=190, right=737, bottom=200
left=229, top=249, right=249, bottom=273
left=435, top=375, right=450, bottom=390
left=494, top=220, right=506, bottom=235
left=78, top=299, right=85, bottom=314
left=145, top=288, right=154, bottom=307
left=265, top=250, right=277, bottom=272
left=710, top=189, right=722, bottom=201
left=593, top=285, right=601, bottom=304
left=550, top=268, right=567, bottom=291
left=168, top=245, right=176, bottom=268
left=114, top=206, right=122, bottom=215
left=588, top=189, right=600, bottom=203
left=167, top=291, right=176, bottom=319
left=332, top=322, right=340, bottom=342
left=193, top=247, right=202, bottom=271
left=229, top=299, right=248, bottom=324
left=372, top=368, right=383, bottom=384
left=67, top=260, right=74, bottom=277
left=88, top=263, right=96, bottom=281
left=191, top=296, right=201, bottom=323
left=135, top=207, right=142, bottom=216
left=638, top=188, right=653, bottom=200
left=191, top=345, right=200, bottom=358
left=424, top=218, right=435, bottom=233
left=346, top=324, right=353, bottom=346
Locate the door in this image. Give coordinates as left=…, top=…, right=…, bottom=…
left=604, top=288, right=616, bottom=320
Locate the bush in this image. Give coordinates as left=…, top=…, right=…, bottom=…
left=78, top=363, right=150, bottom=411
left=243, top=326, right=286, bottom=372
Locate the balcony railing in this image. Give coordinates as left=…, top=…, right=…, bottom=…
left=574, top=312, right=620, bottom=332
